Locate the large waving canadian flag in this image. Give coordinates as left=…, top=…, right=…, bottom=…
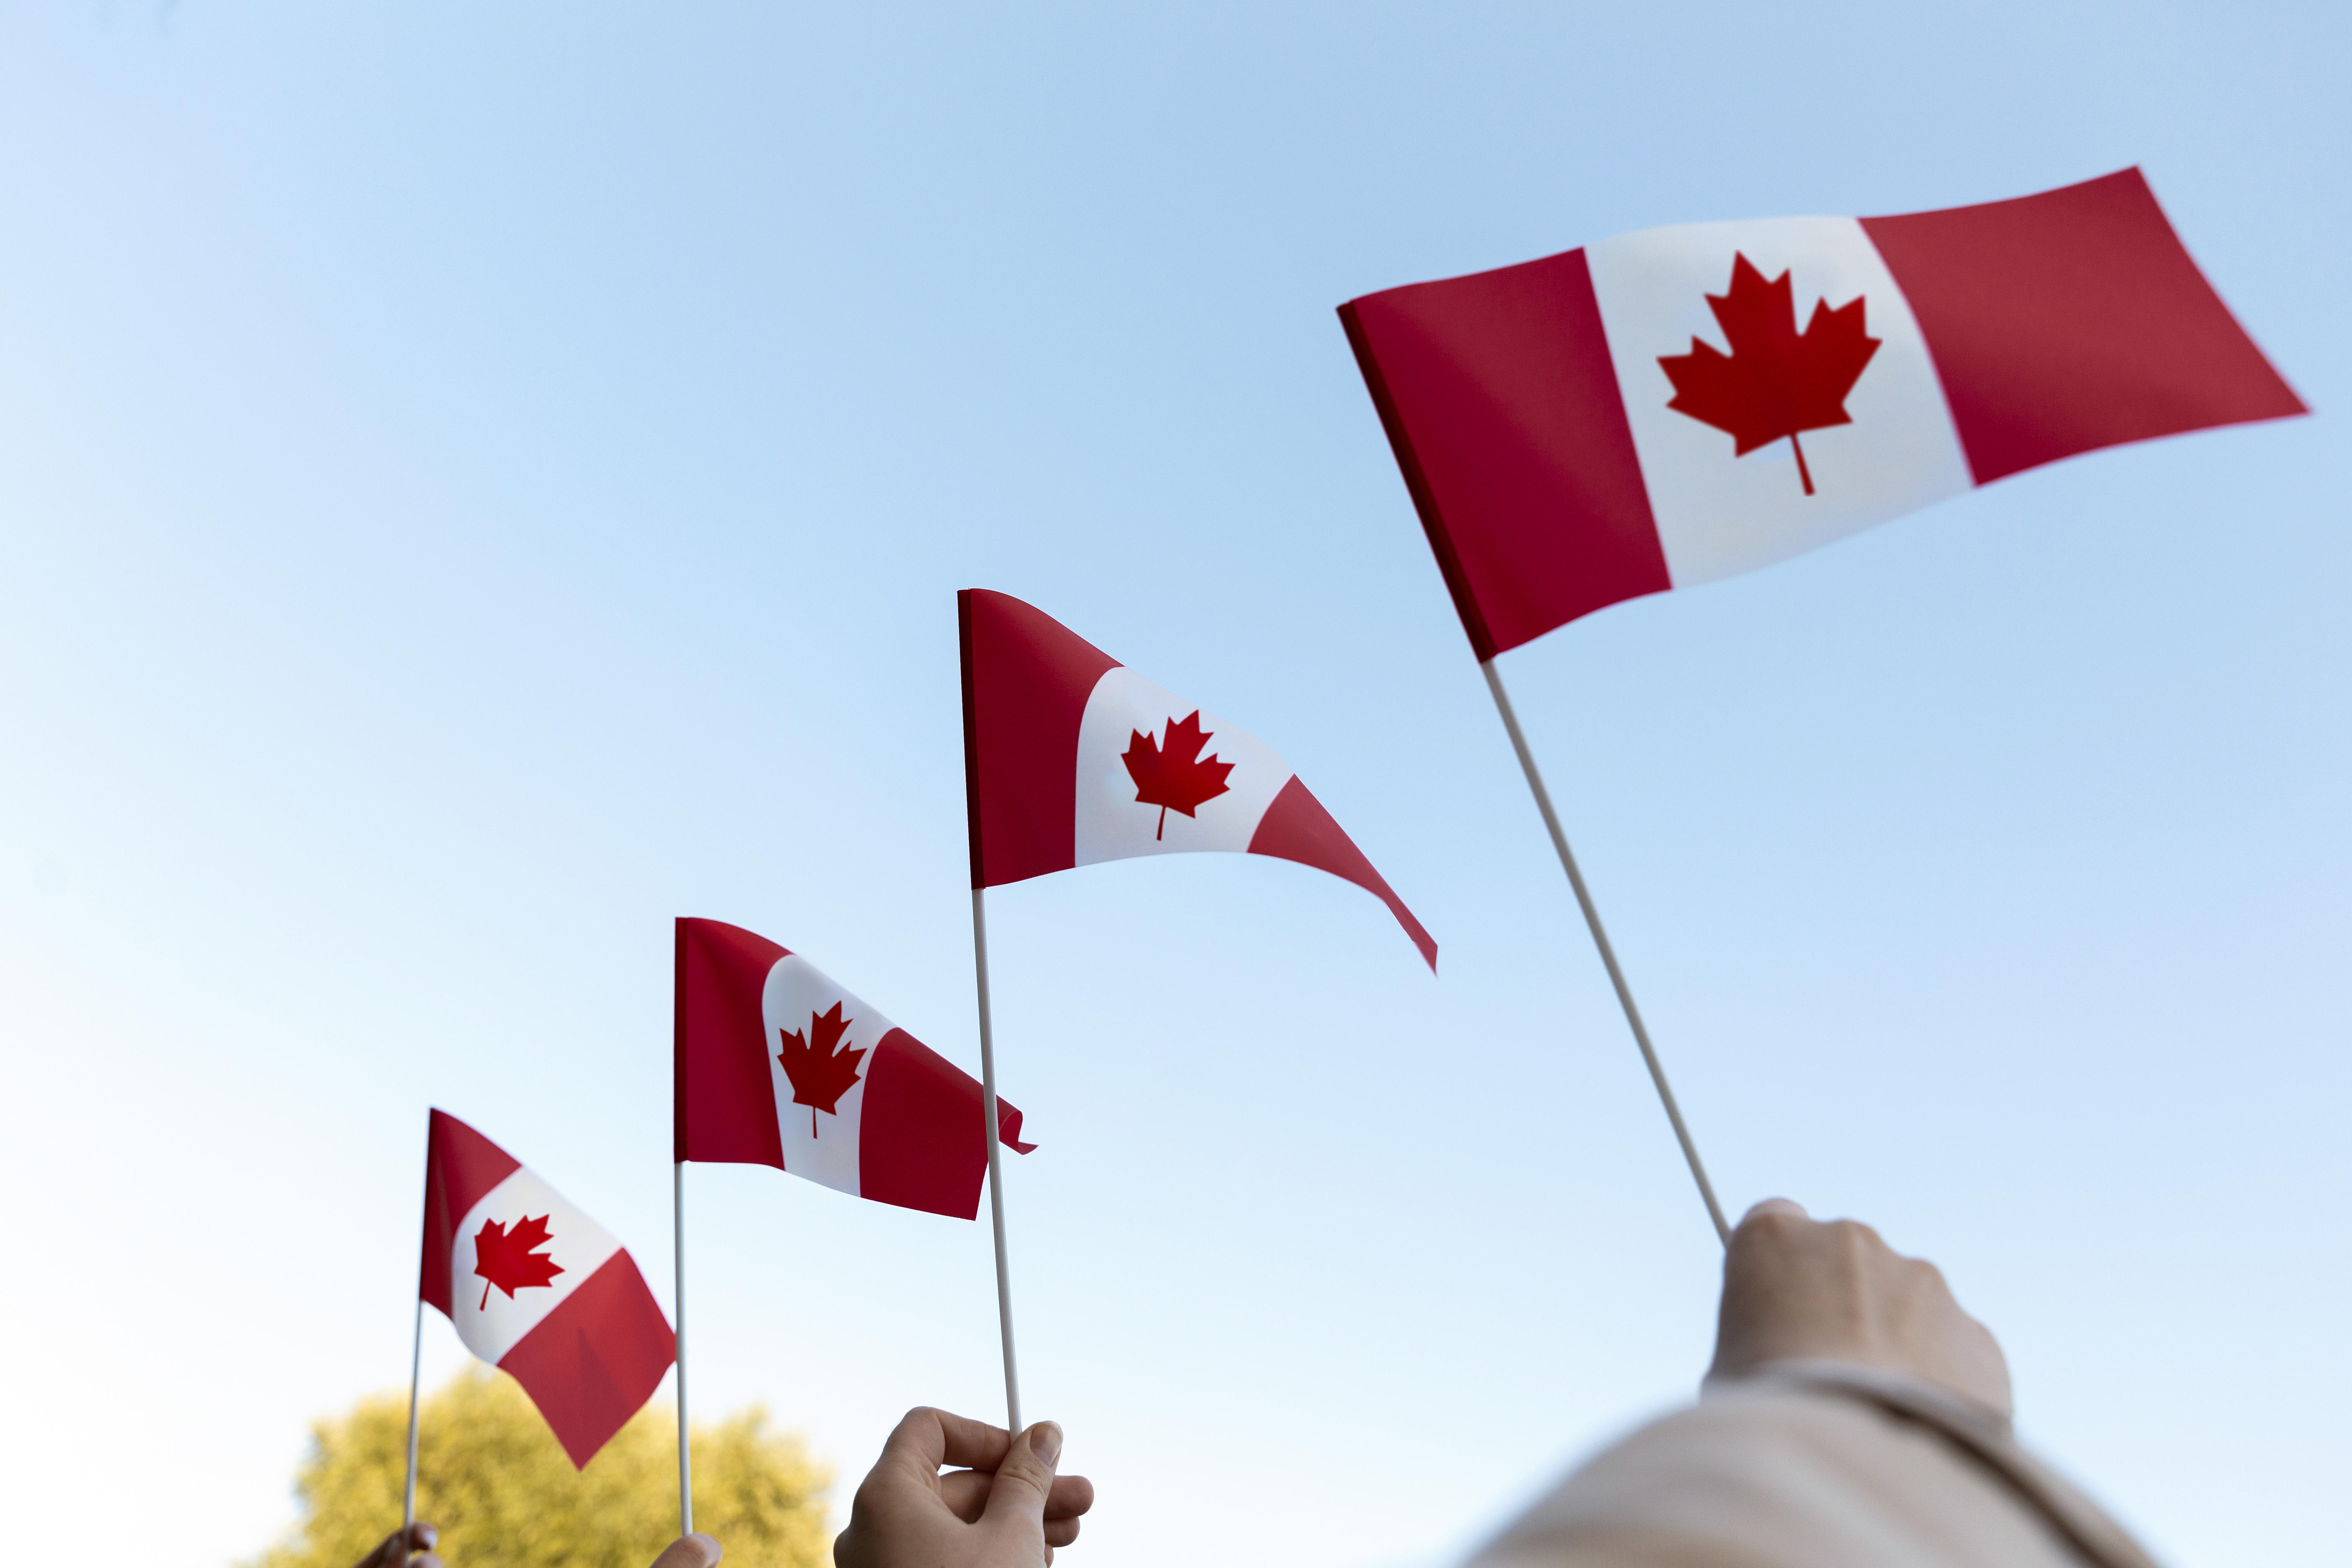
left=959, top=589, right=1437, bottom=968
left=1340, top=168, right=2306, bottom=658
left=674, top=917, right=1034, bottom=1219
left=419, top=1110, right=676, bottom=1467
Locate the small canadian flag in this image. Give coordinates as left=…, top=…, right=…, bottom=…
left=419, top=1110, right=676, bottom=1467
left=673, top=917, right=1035, bottom=1218
left=959, top=589, right=1437, bottom=967
left=1339, top=168, right=2306, bottom=656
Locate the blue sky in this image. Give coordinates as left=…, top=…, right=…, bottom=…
left=0, top=4, right=2344, bottom=1566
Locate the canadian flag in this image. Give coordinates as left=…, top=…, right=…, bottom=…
left=418, top=1110, right=676, bottom=1468
left=959, top=589, right=1437, bottom=968
left=673, top=917, right=1035, bottom=1219
left=1340, top=168, right=2307, bottom=658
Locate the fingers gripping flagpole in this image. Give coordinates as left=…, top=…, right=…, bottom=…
left=673, top=1159, right=693, bottom=1534
left=1481, top=659, right=1732, bottom=1246
left=970, top=887, right=1024, bottom=1434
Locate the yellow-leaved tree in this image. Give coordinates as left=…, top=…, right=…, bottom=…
left=249, top=1369, right=831, bottom=1568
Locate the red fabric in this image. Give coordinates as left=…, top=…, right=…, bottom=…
left=674, top=917, right=790, bottom=1168
left=1247, top=776, right=1438, bottom=970
left=1339, top=248, right=1667, bottom=658
left=858, top=1029, right=1033, bottom=1220
left=495, top=1251, right=675, bottom=1469
left=1862, top=168, right=2307, bottom=485
left=960, top=589, right=1121, bottom=888
left=420, top=1109, right=522, bottom=1315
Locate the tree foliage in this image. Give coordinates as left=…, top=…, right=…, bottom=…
left=249, top=1369, right=831, bottom=1568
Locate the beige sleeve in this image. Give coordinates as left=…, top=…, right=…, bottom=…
left=1465, top=1367, right=2162, bottom=1568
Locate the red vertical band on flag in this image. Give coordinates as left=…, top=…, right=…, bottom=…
left=1247, top=777, right=1438, bottom=970
left=1340, top=247, right=1667, bottom=657
left=421, top=1109, right=522, bottom=1315
left=495, top=1251, right=676, bottom=1469
left=857, top=1029, right=1035, bottom=1220
left=1862, top=168, right=2307, bottom=486
left=959, top=589, right=1121, bottom=888
left=675, top=917, right=790, bottom=1169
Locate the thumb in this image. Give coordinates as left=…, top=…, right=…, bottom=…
left=980, top=1421, right=1063, bottom=1532
left=647, top=1534, right=723, bottom=1568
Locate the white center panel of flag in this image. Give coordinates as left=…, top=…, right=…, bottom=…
left=1584, top=215, right=1972, bottom=589
left=1072, top=667, right=1294, bottom=866
left=449, top=1167, right=624, bottom=1366
left=762, top=955, right=894, bottom=1200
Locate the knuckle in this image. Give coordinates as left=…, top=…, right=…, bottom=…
left=1727, top=1213, right=1789, bottom=1262
left=1739, top=1207, right=1812, bottom=1254
left=1828, top=1219, right=1882, bottom=1257
left=995, top=1455, right=1055, bottom=1502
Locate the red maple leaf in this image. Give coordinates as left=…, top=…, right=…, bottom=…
left=473, top=1214, right=563, bottom=1311
left=1121, top=710, right=1234, bottom=840
left=776, top=1002, right=867, bottom=1137
left=1656, top=252, right=1882, bottom=496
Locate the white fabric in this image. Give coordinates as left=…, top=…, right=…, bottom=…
left=1072, top=667, right=1293, bottom=866
left=1465, top=1365, right=2162, bottom=1568
left=1584, top=216, right=1972, bottom=588
left=763, top=953, right=900, bottom=1198
left=448, top=1166, right=622, bottom=1366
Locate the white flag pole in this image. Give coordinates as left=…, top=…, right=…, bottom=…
left=399, top=1293, right=423, bottom=1553
left=970, top=887, right=1024, bottom=1433
left=400, top=1116, right=430, bottom=1560
left=673, top=1158, right=693, bottom=1533
left=1481, top=658, right=1732, bottom=1246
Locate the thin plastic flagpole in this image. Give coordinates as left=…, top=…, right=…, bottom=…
left=1481, top=658, right=1732, bottom=1246
left=970, top=887, right=1024, bottom=1433
left=401, top=1116, right=430, bottom=1555
left=400, top=1294, right=423, bottom=1549
left=673, top=1159, right=693, bottom=1533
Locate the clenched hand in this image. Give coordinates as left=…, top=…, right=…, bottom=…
left=1710, top=1197, right=2012, bottom=1416
left=836, top=1408, right=1095, bottom=1568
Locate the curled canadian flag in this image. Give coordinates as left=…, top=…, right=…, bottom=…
left=418, top=1110, right=675, bottom=1468
left=673, top=918, right=1034, bottom=1218
left=958, top=589, right=1437, bottom=969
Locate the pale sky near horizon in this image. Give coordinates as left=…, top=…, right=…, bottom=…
left=0, top=4, right=2345, bottom=1567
